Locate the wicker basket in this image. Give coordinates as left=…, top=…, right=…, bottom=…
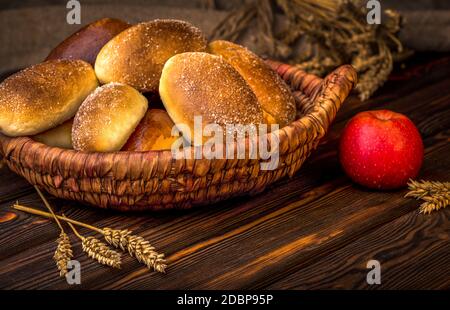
left=0, top=61, right=356, bottom=211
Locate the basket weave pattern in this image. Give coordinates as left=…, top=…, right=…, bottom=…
left=0, top=61, right=356, bottom=211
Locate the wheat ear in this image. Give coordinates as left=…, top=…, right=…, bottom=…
left=405, top=179, right=450, bottom=214
left=65, top=218, right=121, bottom=269
left=33, top=186, right=73, bottom=277
left=53, top=232, right=73, bottom=276
left=419, top=196, right=449, bottom=214
left=103, top=228, right=167, bottom=273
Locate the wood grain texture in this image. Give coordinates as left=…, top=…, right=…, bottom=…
left=0, top=53, right=449, bottom=289
left=269, top=206, right=450, bottom=289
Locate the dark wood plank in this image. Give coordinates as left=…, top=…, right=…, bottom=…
left=268, top=209, right=450, bottom=289
left=0, top=167, right=34, bottom=204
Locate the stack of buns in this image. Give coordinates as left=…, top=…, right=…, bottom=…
left=0, top=18, right=296, bottom=152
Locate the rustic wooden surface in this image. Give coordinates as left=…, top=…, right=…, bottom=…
left=0, top=53, right=449, bottom=289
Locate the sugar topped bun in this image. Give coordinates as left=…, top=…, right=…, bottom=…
left=46, top=18, right=130, bottom=66
left=159, top=52, right=265, bottom=144
left=0, top=60, right=98, bottom=137
left=33, top=119, right=74, bottom=149
left=95, top=19, right=207, bottom=93
left=209, top=40, right=296, bottom=127
left=72, top=83, right=148, bottom=152
left=122, top=109, right=178, bottom=151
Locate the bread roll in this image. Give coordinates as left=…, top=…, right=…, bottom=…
left=46, top=18, right=130, bottom=66
left=209, top=40, right=296, bottom=127
left=95, top=19, right=207, bottom=93
left=160, top=52, right=265, bottom=145
left=72, top=83, right=148, bottom=152
left=122, top=109, right=179, bottom=151
left=0, top=60, right=98, bottom=137
left=33, top=119, right=73, bottom=149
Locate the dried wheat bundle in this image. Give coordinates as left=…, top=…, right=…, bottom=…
left=406, top=180, right=450, bottom=214
left=211, top=0, right=406, bottom=100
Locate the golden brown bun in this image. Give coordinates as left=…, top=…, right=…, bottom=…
left=160, top=52, right=264, bottom=145
left=0, top=60, right=98, bottom=137
left=95, top=19, right=207, bottom=93
left=72, top=83, right=148, bottom=152
left=46, top=18, right=130, bottom=66
left=209, top=40, right=296, bottom=127
left=33, top=119, right=73, bottom=149
left=122, top=109, right=178, bottom=151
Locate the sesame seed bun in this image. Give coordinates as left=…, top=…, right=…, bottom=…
left=72, top=83, right=148, bottom=152
left=209, top=40, right=296, bottom=127
left=159, top=52, right=265, bottom=145
left=0, top=59, right=98, bottom=137
left=95, top=19, right=207, bottom=93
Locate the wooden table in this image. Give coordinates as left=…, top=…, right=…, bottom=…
left=0, top=53, right=449, bottom=290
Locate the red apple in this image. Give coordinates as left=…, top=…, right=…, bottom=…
left=339, top=110, right=424, bottom=190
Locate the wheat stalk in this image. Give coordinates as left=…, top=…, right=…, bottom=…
left=33, top=186, right=73, bottom=277
left=12, top=204, right=167, bottom=273
left=405, top=180, right=450, bottom=214
left=13, top=201, right=74, bottom=276
left=65, top=219, right=121, bottom=269
left=103, top=228, right=167, bottom=273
